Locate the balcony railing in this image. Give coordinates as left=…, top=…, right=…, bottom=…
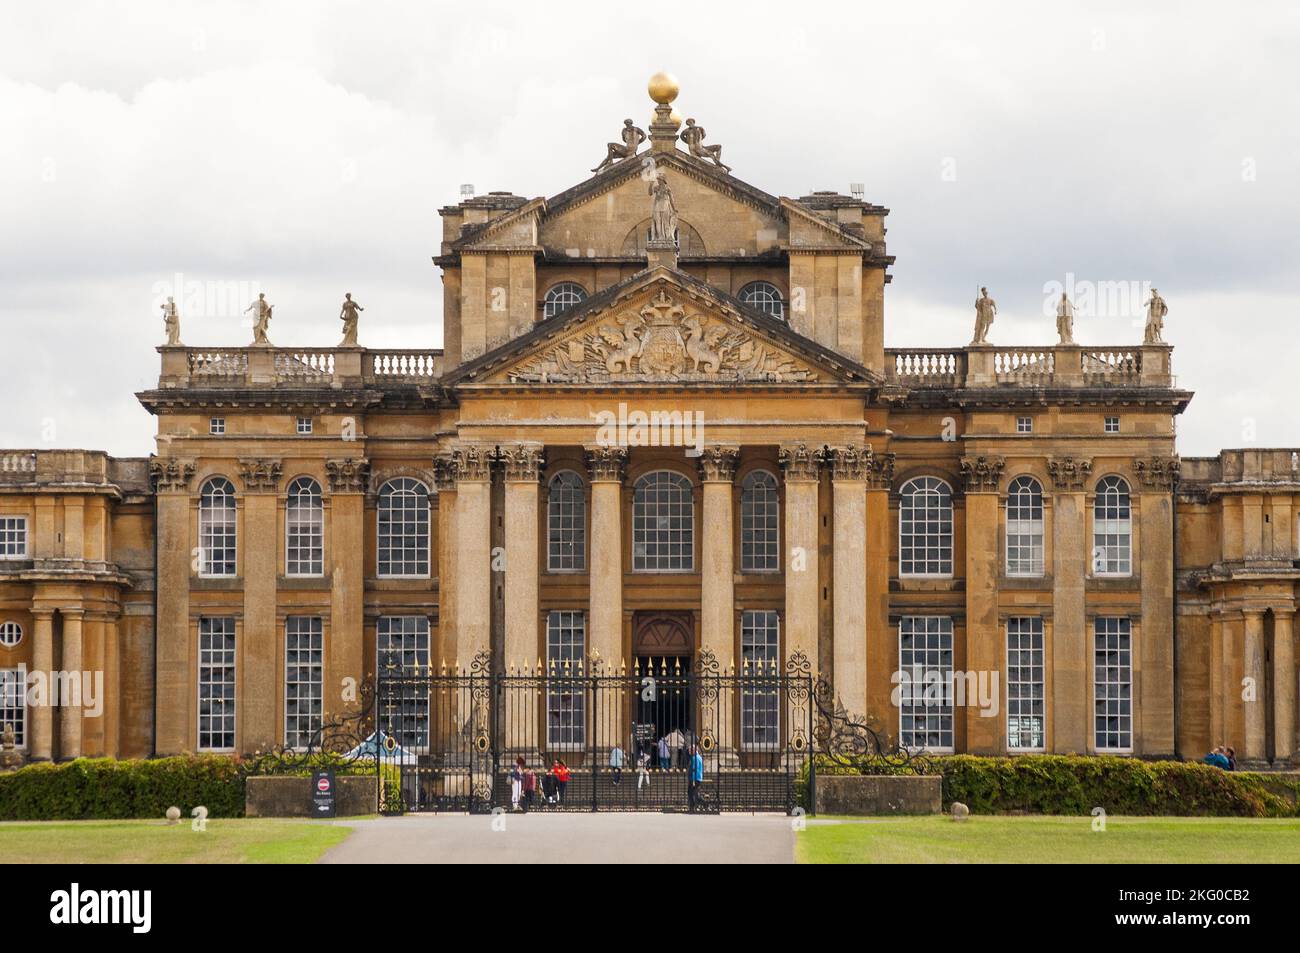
left=885, top=343, right=1172, bottom=389
left=160, top=347, right=445, bottom=389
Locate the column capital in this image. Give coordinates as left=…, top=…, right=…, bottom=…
left=1047, top=456, right=1092, bottom=490
left=31, top=607, right=55, bottom=621
left=1133, top=456, right=1181, bottom=490
left=697, top=447, right=739, bottom=483
left=827, top=445, right=872, bottom=482
left=501, top=444, right=546, bottom=483
left=865, top=451, right=895, bottom=490
left=961, top=454, right=1006, bottom=493
left=451, top=445, right=494, bottom=483
left=325, top=457, right=370, bottom=493
left=585, top=446, right=628, bottom=483
left=60, top=607, right=85, bottom=621
left=779, top=443, right=822, bottom=483
left=149, top=458, right=196, bottom=493
left=432, top=453, right=458, bottom=492
left=237, top=458, right=283, bottom=493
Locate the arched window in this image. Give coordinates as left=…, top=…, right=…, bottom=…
left=1093, top=476, right=1132, bottom=576
left=377, top=478, right=430, bottom=578
left=632, top=470, right=694, bottom=572
left=740, top=469, right=780, bottom=572
left=199, top=477, right=238, bottom=577
left=285, top=477, right=324, bottom=577
left=899, top=477, right=953, bottom=577
left=547, top=471, right=586, bottom=572
left=0, top=621, right=22, bottom=647
left=543, top=282, right=588, bottom=319
left=1005, top=476, right=1045, bottom=577
left=739, top=281, right=785, bottom=320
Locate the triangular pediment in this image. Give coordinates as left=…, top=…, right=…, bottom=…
left=446, top=268, right=880, bottom=389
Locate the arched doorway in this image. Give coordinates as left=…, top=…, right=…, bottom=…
left=631, top=612, right=695, bottom=766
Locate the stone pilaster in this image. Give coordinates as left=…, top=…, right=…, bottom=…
left=150, top=459, right=194, bottom=755
left=698, top=448, right=738, bottom=671
left=586, top=448, right=627, bottom=668
left=779, top=444, right=821, bottom=672
left=864, top=452, right=894, bottom=731
left=502, top=445, right=544, bottom=670
left=1138, top=468, right=1176, bottom=756
left=59, top=608, right=84, bottom=760
left=29, top=609, right=54, bottom=761
left=433, top=455, right=458, bottom=666
left=829, top=447, right=869, bottom=717
left=1274, top=608, right=1296, bottom=764
left=962, top=456, right=1004, bottom=754
left=453, top=446, right=495, bottom=666
left=327, top=458, right=368, bottom=718
left=239, top=462, right=279, bottom=754
left=1049, top=457, right=1090, bottom=752
left=1243, top=609, right=1267, bottom=764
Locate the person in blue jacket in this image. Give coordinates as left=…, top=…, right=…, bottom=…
left=1203, top=746, right=1230, bottom=770
left=687, top=744, right=705, bottom=813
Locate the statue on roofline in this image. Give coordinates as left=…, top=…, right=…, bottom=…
left=593, top=118, right=646, bottom=173
left=680, top=118, right=730, bottom=173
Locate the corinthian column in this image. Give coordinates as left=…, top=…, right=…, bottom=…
left=501, top=445, right=544, bottom=669
left=830, top=447, right=869, bottom=718
left=698, top=448, right=738, bottom=671
left=454, top=446, right=495, bottom=667
left=586, top=448, right=627, bottom=668
left=780, top=444, right=821, bottom=670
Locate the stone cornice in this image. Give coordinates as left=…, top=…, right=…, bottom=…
left=1047, top=457, right=1092, bottom=490
left=779, top=443, right=822, bottom=482
left=237, top=458, right=283, bottom=493
left=500, top=445, right=546, bottom=483
left=149, top=458, right=195, bottom=493
left=697, top=447, right=739, bottom=483
left=1134, top=456, right=1181, bottom=490
left=585, top=446, right=628, bottom=483
left=325, top=457, right=370, bottom=493
left=961, top=455, right=1006, bottom=493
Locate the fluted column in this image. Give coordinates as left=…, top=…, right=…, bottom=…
left=453, top=446, right=495, bottom=666
left=780, top=445, right=821, bottom=670
left=59, top=608, right=84, bottom=760
left=698, top=448, right=738, bottom=671
left=1243, top=609, right=1267, bottom=763
left=29, top=608, right=54, bottom=761
left=830, top=447, right=870, bottom=717
left=1273, top=608, right=1296, bottom=763
left=586, top=448, right=627, bottom=667
left=502, top=445, right=544, bottom=668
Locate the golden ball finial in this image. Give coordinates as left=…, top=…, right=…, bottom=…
left=648, top=71, right=680, bottom=105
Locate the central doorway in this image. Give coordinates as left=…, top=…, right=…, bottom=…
left=632, top=612, right=695, bottom=768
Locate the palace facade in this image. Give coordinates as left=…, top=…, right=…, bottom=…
left=1, top=76, right=1297, bottom=769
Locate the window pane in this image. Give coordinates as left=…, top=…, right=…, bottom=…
left=1094, top=617, right=1132, bottom=750
left=199, top=478, right=237, bottom=577
left=285, top=477, right=324, bottom=576
left=547, top=611, right=586, bottom=747
left=547, top=471, right=586, bottom=571
left=899, top=477, right=953, bottom=576
left=284, top=616, right=324, bottom=749
left=378, top=478, right=430, bottom=577
left=632, top=471, right=694, bottom=572
left=198, top=617, right=236, bottom=750
left=377, top=616, right=430, bottom=751
left=898, top=616, right=953, bottom=750
left=741, top=610, right=780, bottom=747
left=740, top=470, right=780, bottom=572
left=1006, top=617, right=1045, bottom=749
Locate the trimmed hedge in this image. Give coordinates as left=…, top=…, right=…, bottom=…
left=0, top=755, right=245, bottom=820
left=801, top=754, right=1300, bottom=817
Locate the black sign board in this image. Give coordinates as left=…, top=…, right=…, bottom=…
left=632, top=723, right=656, bottom=744
left=311, top=768, right=336, bottom=818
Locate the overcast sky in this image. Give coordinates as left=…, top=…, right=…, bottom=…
left=2, top=0, right=1298, bottom=457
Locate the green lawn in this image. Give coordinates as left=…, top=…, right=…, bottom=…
left=0, top=818, right=354, bottom=864
left=798, top=815, right=1300, bottom=864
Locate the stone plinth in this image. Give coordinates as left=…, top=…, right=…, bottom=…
left=245, top=774, right=378, bottom=817
left=813, top=774, right=942, bottom=815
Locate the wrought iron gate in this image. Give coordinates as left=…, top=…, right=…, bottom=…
left=376, top=649, right=813, bottom=814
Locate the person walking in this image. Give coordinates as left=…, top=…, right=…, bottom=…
left=522, top=766, right=537, bottom=811
left=658, top=735, right=671, bottom=772
left=554, top=758, right=571, bottom=803
left=510, top=756, right=525, bottom=810
left=636, top=750, right=651, bottom=790
left=687, top=744, right=705, bottom=813
left=609, top=744, right=625, bottom=785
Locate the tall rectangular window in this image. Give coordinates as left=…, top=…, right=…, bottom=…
left=284, top=617, right=323, bottom=749
left=377, top=616, right=430, bottom=750
left=899, top=616, right=954, bottom=750
left=546, top=610, right=586, bottom=747
left=0, top=517, right=28, bottom=558
left=1094, top=617, right=1133, bottom=751
left=740, top=471, right=780, bottom=572
left=0, top=668, right=25, bottom=748
left=198, top=617, right=236, bottom=751
left=741, top=610, right=780, bottom=747
left=1006, top=617, right=1045, bottom=750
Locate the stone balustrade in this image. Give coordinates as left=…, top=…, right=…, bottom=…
left=885, top=343, right=1173, bottom=389
left=159, top=346, right=445, bottom=389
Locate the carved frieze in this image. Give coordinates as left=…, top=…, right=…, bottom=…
left=697, top=447, right=739, bottom=483
left=149, top=458, right=195, bottom=493
left=507, top=287, right=818, bottom=384
left=779, top=443, right=822, bottom=482
left=237, top=458, right=282, bottom=492
left=500, top=445, right=545, bottom=482
left=1047, top=456, right=1092, bottom=490
left=1134, top=456, right=1181, bottom=490
left=325, top=457, right=370, bottom=493
left=961, top=455, right=1006, bottom=493
left=585, top=446, right=628, bottom=483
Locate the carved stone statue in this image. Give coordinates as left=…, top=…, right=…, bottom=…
left=592, top=118, right=646, bottom=173
left=1144, top=288, right=1167, bottom=343
left=972, top=287, right=996, bottom=344
left=245, top=293, right=274, bottom=346
left=649, top=172, right=678, bottom=244
left=0, top=722, right=24, bottom=770
left=680, top=118, right=731, bottom=173
left=1056, top=293, right=1077, bottom=345
left=161, top=296, right=182, bottom=346
left=339, top=293, right=363, bottom=347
